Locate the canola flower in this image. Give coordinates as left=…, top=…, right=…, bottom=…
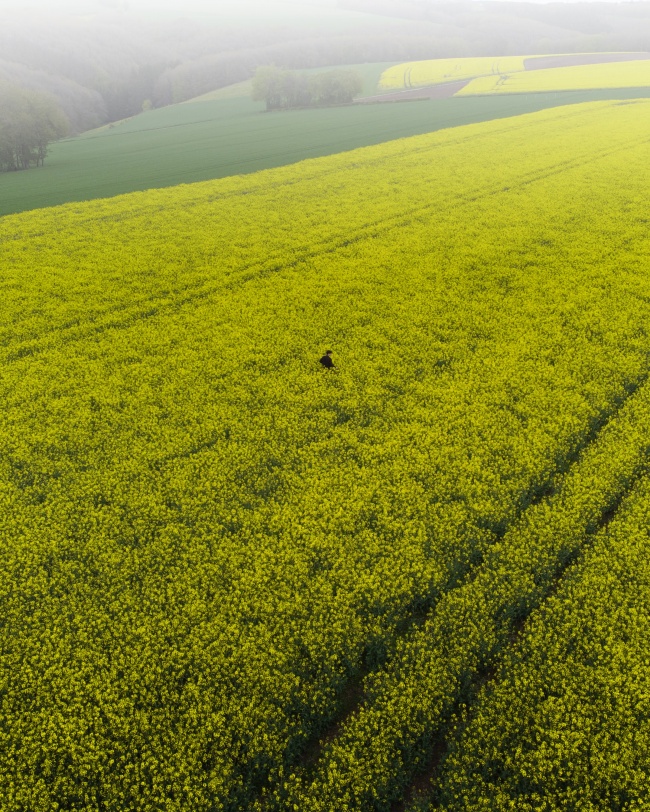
left=379, top=56, right=527, bottom=90
left=436, top=472, right=650, bottom=810
left=459, top=58, right=650, bottom=95
left=2, top=102, right=650, bottom=810
left=283, top=362, right=650, bottom=811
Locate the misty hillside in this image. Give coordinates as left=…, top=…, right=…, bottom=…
left=3, top=0, right=650, bottom=132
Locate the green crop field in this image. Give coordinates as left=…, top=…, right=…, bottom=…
left=4, top=100, right=650, bottom=810
left=2, top=68, right=650, bottom=218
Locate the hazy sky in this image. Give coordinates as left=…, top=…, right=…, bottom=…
left=0, top=0, right=643, bottom=12
left=0, top=0, right=643, bottom=25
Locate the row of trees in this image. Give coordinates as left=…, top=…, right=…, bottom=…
left=0, top=83, right=69, bottom=172
left=153, top=35, right=465, bottom=106
left=251, top=67, right=364, bottom=111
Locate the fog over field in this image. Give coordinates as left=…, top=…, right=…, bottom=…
left=3, top=0, right=650, bottom=130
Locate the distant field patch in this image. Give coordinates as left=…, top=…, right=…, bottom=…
left=460, top=58, right=650, bottom=95
left=525, top=51, right=650, bottom=70
left=379, top=56, right=526, bottom=90
left=360, top=81, right=470, bottom=102
left=380, top=52, right=650, bottom=94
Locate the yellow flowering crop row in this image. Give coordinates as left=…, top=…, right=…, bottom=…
left=282, top=347, right=650, bottom=811
left=2, top=101, right=650, bottom=810
left=459, top=58, right=650, bottom=95
left=436, top=471, right=650, bottom=809
left=379, top=56, right=526, bottom=90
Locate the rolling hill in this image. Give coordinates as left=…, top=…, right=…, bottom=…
left=4, top=100, right=650, bottom=810
left=5, top=0, right=650, bottom=131
left=3, top=62, right=650, bottom=218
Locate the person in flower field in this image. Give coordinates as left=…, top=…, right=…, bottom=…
left=319, top=349, right=335, bottom=370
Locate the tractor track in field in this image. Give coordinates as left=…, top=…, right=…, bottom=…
left=387, top=408, right=650, bottom=812
left=3, top=102, right=613, bottom=361
left=2, top=124, right=647, bottom=373
left=398, top=477, right=644, bottom=812
left=250, top=365, right=650, bottom=812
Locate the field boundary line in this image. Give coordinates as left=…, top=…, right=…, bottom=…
left=0, top=96, right=623, bottom=245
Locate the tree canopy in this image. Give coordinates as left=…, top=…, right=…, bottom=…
left=252, top=67, right=364, bottom=111
left=0, top=82, right=69, bottom=172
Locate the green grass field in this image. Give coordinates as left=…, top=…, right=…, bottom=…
left=1, top=80, right=650, bottom=218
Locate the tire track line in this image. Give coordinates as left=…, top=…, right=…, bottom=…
left=284, top=365, right=650, bottom=812
left=3, top=129, right=647, bottom=369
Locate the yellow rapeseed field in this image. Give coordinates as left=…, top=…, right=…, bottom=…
left=3, top=101, right=650, bottom=810
left=460, top=58, right=650, bottom=95
left=379, top=56, right=526, bottom=89
left=437, top=471, right=650, bottom=810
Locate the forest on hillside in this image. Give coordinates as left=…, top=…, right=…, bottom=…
left=3, top=1, right=650, bottom=134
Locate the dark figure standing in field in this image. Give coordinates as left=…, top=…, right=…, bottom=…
left=320, top=350, right=335, bottom=370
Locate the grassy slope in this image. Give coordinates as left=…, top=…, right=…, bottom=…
left=1, top=70, right=649, bottom=218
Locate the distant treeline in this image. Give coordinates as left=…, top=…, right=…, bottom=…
left=0, top=83, right=69, bottom=172
left=4, top=2, right=650, bottom=135
left=251, top=67, right=363, bottom=111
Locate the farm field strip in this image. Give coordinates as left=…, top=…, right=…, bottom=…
left=285, top=355, right=650, bottom=812
left=379, top=53, right=650, bottom=93
left=525, top=51, right=650, bottom=71
left=3, top=101, right=650, bottom=810
left=1, top=103, right=644, bottom=364
left=5, top=84, right=649, bottom=219
left=460, top=59, right=650, bottom=96
left=379, top=57, right=528, bottom=90
left=436, top=471, right=650, bottom=809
